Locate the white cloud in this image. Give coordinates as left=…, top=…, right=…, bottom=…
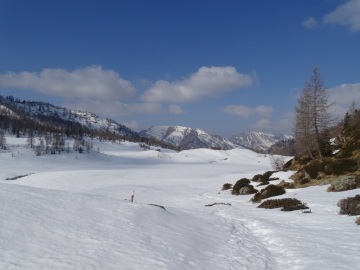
left=141, top=66, right=252, bottom=103
left=168, top=104, right=184, bottom=114
left=251, top=119, right=271, bottom=130
left=251, top=114, right=294, bottom=134
left=302, top=17, right=318, bottom=29
left=255, top=105, right=274, bottom=116
left=114, top=102, right=163, bottom=115
left=324, top=0, right=360, bottom=31
left=328, top=83, right=360, bottom=118
left=223, top=105, right=273, bottom=118
left=223, top=105, right=251, bottom=118
left=0, top=66, right=135, bottom=100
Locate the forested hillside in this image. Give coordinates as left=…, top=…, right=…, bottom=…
left=0, top=95, right=179, bottom=152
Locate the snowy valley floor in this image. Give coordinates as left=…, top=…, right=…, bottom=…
left=1, top=138, right=359, bottom=270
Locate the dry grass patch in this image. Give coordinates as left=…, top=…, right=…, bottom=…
left=337, top=195, right=360, bottom=216
left=258, top=198, right=309, bottom=212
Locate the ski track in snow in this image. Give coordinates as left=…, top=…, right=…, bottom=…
left=1, top=138, right=360, bottom=269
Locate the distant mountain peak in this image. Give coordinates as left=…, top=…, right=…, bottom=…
left=228, top=131, right=293, bottom=153
left=139, top=125, right=237, bottom=150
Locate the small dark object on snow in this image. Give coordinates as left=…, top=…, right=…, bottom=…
left=5, top=173, right=34, bottom=180
left=148, top=204, right=166, bottom=210
left=205, top=202, right=232, bottom=207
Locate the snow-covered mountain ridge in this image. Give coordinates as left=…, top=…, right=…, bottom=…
left=0, top=95, right=137, bottom=137
left=228, top=131, right=293, bottom=152
left=140, top=125, right=238, bottom=150
left=1, top=95, right=292, bottom=152
left=140, top=126, right=293, bottom=152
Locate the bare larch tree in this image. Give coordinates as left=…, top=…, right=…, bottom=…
left=294, top=66, right=334, bottom=160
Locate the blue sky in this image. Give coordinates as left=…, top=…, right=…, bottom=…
left=1, top=0, right=360, bottom=137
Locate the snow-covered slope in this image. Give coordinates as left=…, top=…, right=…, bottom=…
left=0, top=96, right=136, bottom=137
left=229, top=131, right=293, bottom=152
left=0, top=104, right=17, bottom=117
left=139, top=125, right=237, bottom=150
left=1, top=137, right=360, bottom=269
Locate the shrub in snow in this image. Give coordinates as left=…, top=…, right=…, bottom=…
left=251, top=184, right=286, bottom=202
left=263, top=171, right=275, bottom=181
left=337, top=195, right=360, bottom=216
left=252, top=171, right=274, bottom=182
left=239, top=185, right=257, bottom=195
left=251, top=192, right=262, bottom=203
left=356, top=217, right=360, bottom=226
left=222, top=183, right=233, bottom=191
left=258, top=198, right=309, bottom=212
left=260, top=184, right=286, bottom=199
left=252, top=174, right=263, bottom=182
left=232, top=178, right=250, bottom=195
left=327, top=176, right=360, bottom=192
left=280, top=198, right=309, bottom=212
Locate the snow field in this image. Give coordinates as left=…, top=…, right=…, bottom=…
left=1, top=137, right=359, bottom=269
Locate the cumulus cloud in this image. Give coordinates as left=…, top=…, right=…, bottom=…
left=251, top=113, right=294, bottom=134
left=141, top=66, right=252, bottom=103
left=0, top=66, right=135, bottom=100
left=328, top=83, right=360, bottom=118
left=302, top=17, right=318, bottom=28
left=251, top=118, right=291, bottom=133
left=114, top=102, right=163, bottom=115
left=168, top=104, right=184, bottom=114
left=251, top=119, right=272, bottom=130
left=324, top=0, right=360, bottom=31
left=223, top=105, right=273, bottom=118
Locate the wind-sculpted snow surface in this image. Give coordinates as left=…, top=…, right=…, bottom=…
left=0, top=184, right=275, bottom=270
left=1, top=138, right=360, bottom=269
